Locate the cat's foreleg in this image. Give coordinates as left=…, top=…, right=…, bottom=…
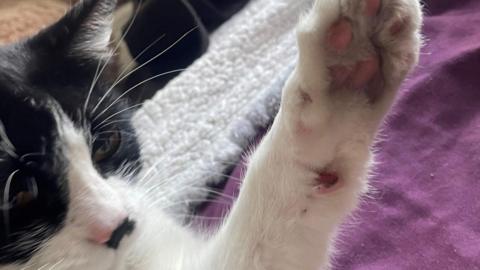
left=199, top=0, right=422, bottom=269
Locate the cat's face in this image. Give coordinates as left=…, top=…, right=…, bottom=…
left=0, top=0, right=145, bottom=268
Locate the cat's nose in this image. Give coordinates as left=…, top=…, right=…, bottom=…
left=106, top=218, right=136, bottom=249
left=88, top=212, right=136, bottom=249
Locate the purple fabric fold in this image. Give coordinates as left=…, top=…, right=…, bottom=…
left=200, top=0, right=480, bottom=268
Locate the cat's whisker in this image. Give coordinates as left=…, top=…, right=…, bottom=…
left=113, top=160, right=141, bottom=179
left=155, top=198, right=225, bottom=208
left=156, top=199, right=233, bottom=212
left=137, top=159, right=169, bottom=186
left=136, top=142, right=248, bottom=202
left=2, top=169, right=20, bottom=238
left=83, top=59, right=103, bottom=117
left=182, top=187, right=237, bottom=201
left=132, top=117, right=255, bottom=208
left=148, top=172, right=239, bottom=201
left=94, top=118, right=135, bottom=131
left=84, top=0, right=143, bottom=116
left=128, top=96, right=255, bottom=188
left=36, top=258, right=65, bottom=270
left=194, top=169, right=245, bottom=184
left=172, top=214, right=226, bottom=222
left=145, top=183, right=197, bottom=202
left=134, top=105, right=243, bottom=171
left=91, top=26, right=198, bottom=116
left=95, top=130, right=136, bottom=136
left=136, top=182, right=236, bottom=220
left=146, top=163, right=244, bottom=194
left=215, top=160, right=249, bottom=167
left=92, top=68, right=186, bottom=122
left=92, top=103, right=144, bottom=131
left=129, top=103, right=252, bottom=203
left=47, top=258, right=65, bottom=270
left=36, top=262, right=51, bottom=270
left=19, top=152, right=45, bottom=163
left=139, top=154, right=206, bottom=187
left=2, top=223, right=47, bottom=252
left=139, top=167, right=186, bottom=200
left=114, top=33, right=167, bottom=84
left=93, top=101, right=146, bottom=130
left=140, top=178, right=197, bottom=205
left=142, top=172, right=238, bottom=203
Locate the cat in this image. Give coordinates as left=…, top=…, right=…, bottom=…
left=0, top=0, right=422, bottom=269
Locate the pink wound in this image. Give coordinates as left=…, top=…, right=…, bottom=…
left=315, top=172, right=339, bottom=191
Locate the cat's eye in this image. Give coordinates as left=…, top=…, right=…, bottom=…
left=12, top=191, right=35, bottom=208
left=93, top=131, right=122, bottom=162
left=5, top=175, right=38, bottom=209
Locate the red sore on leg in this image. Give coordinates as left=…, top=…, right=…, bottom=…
left=314, top=172, right=339, bottom=194
left=390, top=19, right=407, bottom=35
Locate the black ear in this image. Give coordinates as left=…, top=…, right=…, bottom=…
left=28, top=0, right=117, bottom=58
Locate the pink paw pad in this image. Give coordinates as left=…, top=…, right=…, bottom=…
left=365, top=0, right=381, bottom=16
left=351, top=56, right=380, bottom=89
left=329, top=55, right=380, bottom=89
left=328, top=19, right=353, bottom=52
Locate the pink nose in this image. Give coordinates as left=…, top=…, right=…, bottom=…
left=88, top=211, right=131, bottom=246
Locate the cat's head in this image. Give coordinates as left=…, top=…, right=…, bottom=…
left=0, top=0, right=145, bottom=268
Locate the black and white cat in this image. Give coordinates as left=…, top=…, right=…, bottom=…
left=0, top=0, right=422, bottom=269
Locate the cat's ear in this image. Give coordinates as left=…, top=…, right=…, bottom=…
left=28, top=0, right=117, bottom=59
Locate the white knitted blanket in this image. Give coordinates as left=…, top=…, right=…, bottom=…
left=133, top=0, right=311, bottom=209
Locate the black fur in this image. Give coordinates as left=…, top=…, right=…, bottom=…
left=0, top=0, right=141, bottom=263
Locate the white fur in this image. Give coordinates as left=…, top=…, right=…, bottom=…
left=3, top=0, right=422, bottom=269
left=71, top=1, right=115, bottom=59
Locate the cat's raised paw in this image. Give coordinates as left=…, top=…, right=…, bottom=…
left=280, top=0, right=422, bottom=196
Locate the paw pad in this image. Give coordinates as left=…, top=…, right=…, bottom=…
left=351, top=56, right=380, bottom=89
left=365, top=0, right=381, bottom=16
left=328, top=19, right=352, bottom=52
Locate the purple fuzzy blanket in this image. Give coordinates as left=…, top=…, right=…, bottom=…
left=201, top=0, right=480, bottom=268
